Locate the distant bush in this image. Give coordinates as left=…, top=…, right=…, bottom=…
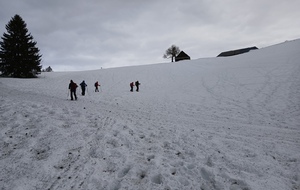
left=42, top=66, right=53, bottom=72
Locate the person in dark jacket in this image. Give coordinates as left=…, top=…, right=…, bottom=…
left=130, top=82, right=134, bottom=92
left=94, top=81, right=100, bottom=92
left=135, top=81, right=140, bottom=92
left=69, top=80, right=78, bottom=100
left=80, top=80, right=87, bottom=96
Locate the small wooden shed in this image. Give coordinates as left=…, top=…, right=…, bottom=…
left=175, top=51, right=191, bottom=62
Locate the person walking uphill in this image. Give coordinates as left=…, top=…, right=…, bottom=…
left=130, top=82, right=134, bottom=92
left=94, top=81, right=100, bottom=92
left=135, top=81, right=141, bottom=92
left=69, top=80, right=78, bottom=100
left=80, top=80, right=87, bottom=96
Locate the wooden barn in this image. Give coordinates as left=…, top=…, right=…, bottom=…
left=217, top=46, right=258, bottom=57
left=175, top=51, right=190, bottom=62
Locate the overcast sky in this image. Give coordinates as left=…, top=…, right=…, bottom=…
left=1, top=0, right=300, bottom=71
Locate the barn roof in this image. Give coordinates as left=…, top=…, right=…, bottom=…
left=217, top=46, right=258, bottom=57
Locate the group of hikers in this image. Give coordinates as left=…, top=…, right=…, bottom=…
left=68, top=80, right=140, bottom=101
left=68, top=80, right=101, bottom=101
left=130, top=81, right=140, bottom=92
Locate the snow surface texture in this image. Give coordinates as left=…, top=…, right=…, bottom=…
left=0, top=40, right=300, bottom=190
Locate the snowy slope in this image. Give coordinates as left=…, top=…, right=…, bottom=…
left=0, top=39, right=299, bottom=190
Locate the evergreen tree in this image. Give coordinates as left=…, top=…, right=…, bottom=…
left=163, top=45, right=180, bottom=62
left=0, top=14, right=42, bottom=78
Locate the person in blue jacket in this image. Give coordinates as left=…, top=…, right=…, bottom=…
left=135, top=81, right=140, bottom=92
left=80, top=80, right=87, bottom=96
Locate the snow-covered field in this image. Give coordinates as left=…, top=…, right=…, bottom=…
left=0, top=39, right=299, bottom=190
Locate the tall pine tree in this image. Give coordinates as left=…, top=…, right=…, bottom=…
left=0, top=14, right=42, bottom=78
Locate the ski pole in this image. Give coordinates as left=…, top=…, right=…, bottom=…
left=67, top=89, right=69, bottom=98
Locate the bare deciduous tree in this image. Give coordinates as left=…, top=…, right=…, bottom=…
left=163, top=45, right=180, bottom=62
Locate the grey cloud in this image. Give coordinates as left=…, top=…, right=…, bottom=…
left=1, top=0, right=300, bottom=71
